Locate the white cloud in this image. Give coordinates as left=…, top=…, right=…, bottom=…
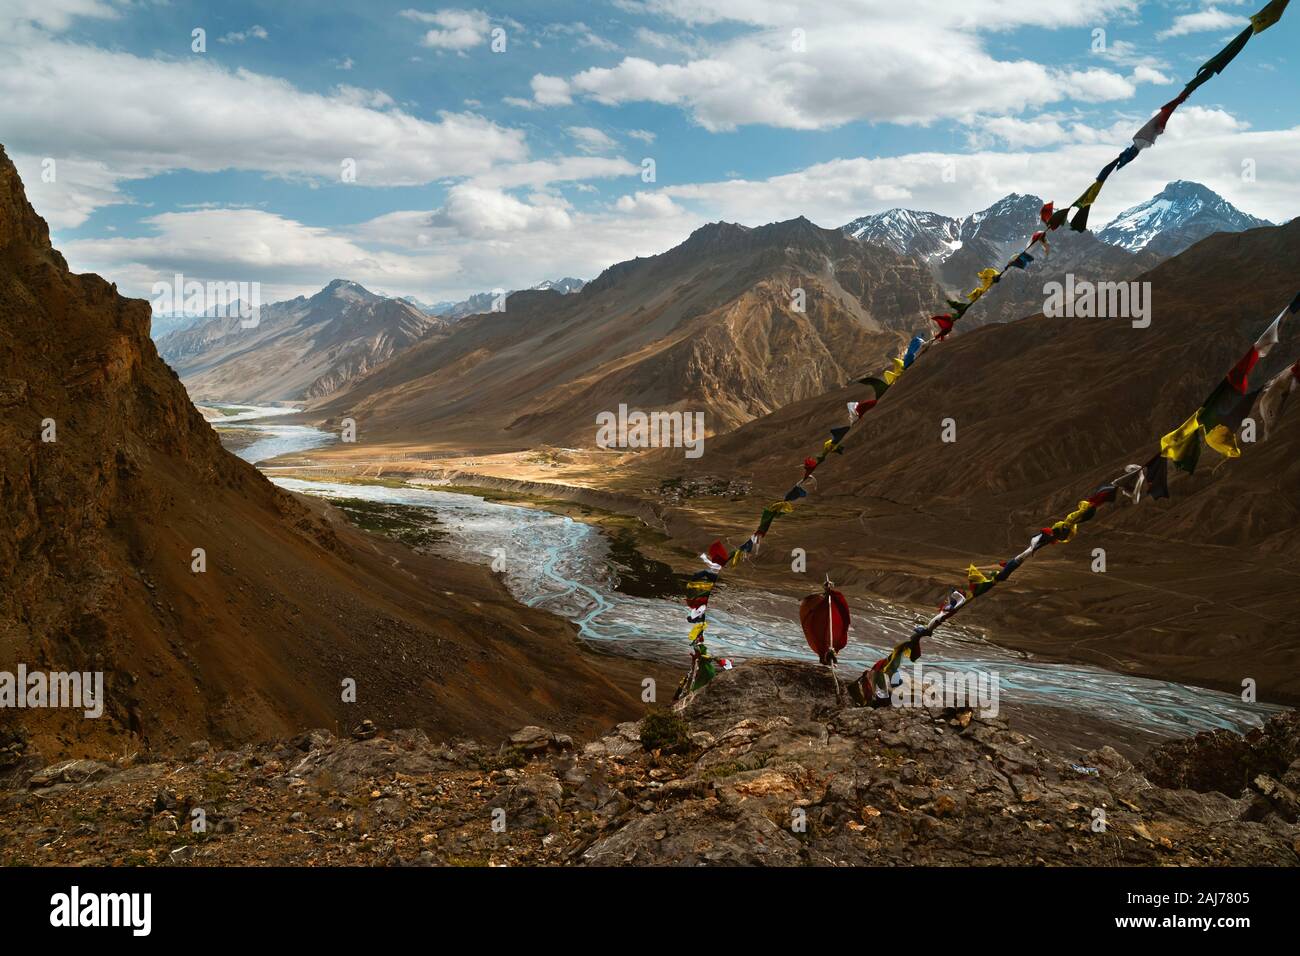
left=626, top=128, right=657, bottom=143
left=530, top=74, right=574, bottom=105
left=1131, top=65, right=1172, bottom=85
left=469, top=156, right=639, bottom=189
left=0, top=0, right=120, bottom=34
left=218, top=25, right=269, bottom=45
left=615, top=191, right=683, bottom=217
left=430, top=184, right=573, bottom=237
left=400, top=8, right=491, bottom=50
left=1157, top=7, right=1249, bottom=40
left=62, top=207, right=459, bottom=304
left=0, top=37, right=528, bottom=208
left=528, top=2, right=1147, bottom=130
left=652, top=107, right=1292, bottom=229
left=10, top=152, right=138, bottom=229
left=61, top=191, right=703, bottom=303
left=543, top=22, right=618, bottom=51
left=566, top=126, right=618, bottom=154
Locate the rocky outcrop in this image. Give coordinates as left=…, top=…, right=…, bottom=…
left=4, top=660, right=1294, bottom=866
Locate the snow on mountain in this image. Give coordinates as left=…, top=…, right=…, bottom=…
left=843, top=208, right=961, bottom=260
left=1096, top=181, right=1271, bottom=257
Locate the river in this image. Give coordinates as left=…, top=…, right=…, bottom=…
left=209, top=404, right=1280, bottom=739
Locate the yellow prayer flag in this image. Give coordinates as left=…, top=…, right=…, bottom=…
left=1251, top=0, right=1289, bottom=32
left=1204, top=424, right=1243, bottom=458
left=689, top=622, right=707, bottom=641
left=686, top=580, right=714, bottom=594
left=882, top=355, right=906, bottom=385
left=1159, top=409, right=1204, bottom=462
left=1073, top=180, right=1103, bottom=209
left=969, top=268, right=999, bottom=301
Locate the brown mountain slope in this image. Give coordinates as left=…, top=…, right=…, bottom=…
left=636, top=219, right=1300, bottom=698
left=157, top=279, right=445, bottom=403
left=307, top=217, right=946, bottom=452
left=0, top=145, right=663, bottom=760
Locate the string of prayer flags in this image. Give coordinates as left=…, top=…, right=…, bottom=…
left=897, top=292, right=1300, bottom=665
left=1159, top=298, right=1296, bottom=472
left=675, top=2, right=1290, bottom=696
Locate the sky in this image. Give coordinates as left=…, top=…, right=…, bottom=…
left=1, top=0, right=1296, bottom=304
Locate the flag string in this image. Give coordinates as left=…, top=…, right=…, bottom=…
left=675, top=0, right=1292, bottom=698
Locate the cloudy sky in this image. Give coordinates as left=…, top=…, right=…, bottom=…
left=2, top=0, right=1296, bottom=303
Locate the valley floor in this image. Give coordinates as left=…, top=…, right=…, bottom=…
left=263, top=439, right=1300, bottom=708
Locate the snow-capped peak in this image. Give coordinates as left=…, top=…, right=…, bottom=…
left=1096, top=181, right=1271, bottom=256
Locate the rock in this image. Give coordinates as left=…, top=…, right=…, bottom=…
left=508, top=726, right=574, bottom=756
left=167, top=845, right=194, bottom=865
left=1249, top=774, right=1300, bottom=823
left=506, top=774, right=563, bottom=830
left=187, top=740, right=211, bottom=758
left=27, top=759, right=113, bottom=789
left=352, top=720, right=378, bottom=741
left=152, top=812, right=179, bottom=833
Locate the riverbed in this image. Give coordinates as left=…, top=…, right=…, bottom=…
left=208, top=404, right=1281, bottom=739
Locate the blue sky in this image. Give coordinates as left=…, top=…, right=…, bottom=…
left=1, top=0, right=1295, bottom=302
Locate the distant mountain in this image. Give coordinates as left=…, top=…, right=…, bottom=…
left=1096, top=180, right=1272, bottom=257
left=157, top=279, right=444, bottom=402
left=150, top=311, right=211, bottom=339
left=843, top=208, right=961, bottom=261
left=308, top=217, right=946, bottom=451
left=532, top=276, right=585, bottom=295
left=401, top=277, right=586, bottom=319
left=846, top=193, right=1162, bottom=326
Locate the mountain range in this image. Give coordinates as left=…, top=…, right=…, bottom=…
left=842, top=181, right=1269, bottom=326
left=306, top=216, right=947, bottom=450
left=400, top=276, right=586, bottom=319
left=156, top=279, right=445, bottom=403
